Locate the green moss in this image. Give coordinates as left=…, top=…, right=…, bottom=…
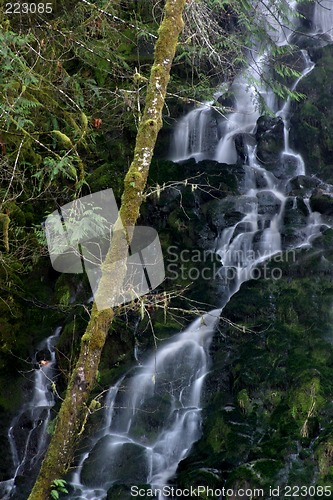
left=81, top=325, right=106, bottom=352
left=88, top=162, right=124, bottom=196
left=226, top=465, right=260, bottom=489
left=316, top=438, right=333, bottom=478
left=54, top=276, right=72, bottom=307
left=107, top=484, right=133, bottom=499
left=252, top=459, right=282, bottom=481
left=237, top=389, right=252, bottom=415
left=177, top=244, right=333, bottom=490
left=206, top=415, right=229, bottom=454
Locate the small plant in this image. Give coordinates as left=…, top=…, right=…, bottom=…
left=50, top=479, right=68, bottom=499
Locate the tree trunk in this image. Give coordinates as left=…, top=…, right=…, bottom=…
left=28, top=0, right=186, bottom=498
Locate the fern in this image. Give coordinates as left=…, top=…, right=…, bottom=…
left=50, top=479, right=68, bottom=498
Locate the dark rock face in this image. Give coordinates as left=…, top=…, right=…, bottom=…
left=295, top=0, right=315, bottom=31
left=235, top=133, right=256, bottom=161
left=256, top=191, right=282, bottom=215
left=286, top=175, right=321, bottom=196
left=146, top=159, right=246, bottom=245
left=310, top=189, right=333, bottom=215
left=107, top=484, right=135, bottom=499
left=279, top=153, right=302, bottom=179
left=200, top=111, right=220, bottom=157
left=255, top=116, right=284, bottom=169
left=81, top=438, right=150, bottom=487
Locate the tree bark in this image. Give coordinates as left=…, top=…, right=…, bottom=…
left=28, top=0, right=186, bottom=498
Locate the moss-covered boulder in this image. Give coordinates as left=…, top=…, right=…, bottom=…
left=310, top=189, right=333, bottom=215
left=174, top=244, right=333, bottom=492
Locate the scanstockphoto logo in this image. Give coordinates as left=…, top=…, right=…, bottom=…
left=44, top=189, right=165, bottom=310
left=165, top=246, right=296, bottom=282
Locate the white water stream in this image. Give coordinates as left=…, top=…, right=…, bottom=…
left=313, top=0, right=333, bottom=38
left=0, top=327, right=61, bottom=499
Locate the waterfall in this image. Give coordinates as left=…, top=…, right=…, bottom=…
left=172, top=0, right=312, bottom=167
left=173, top=0, right=296, bottom=166
left=313, top=0, right=333, bottom=38
left=214, top=73, right=260, bottom=164
left=277, top=50, right=315, bottom=176
left=0, top=327, right=61, bottom=499
left=169, top=104, right=217, bottom=162
left=68, top=310, right=221, bottom=499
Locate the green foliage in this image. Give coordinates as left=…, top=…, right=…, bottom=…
left=47, top=419, right=57, bottom=437
left=0, top=30, right=41, bottom=130
left=34, top=157, right=78, bottom=187
left=237, top=388, right=252, bottom=415
left=50, top=479, right=68, bottom=499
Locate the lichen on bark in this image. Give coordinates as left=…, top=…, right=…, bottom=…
left=0, top=213, right=10, bottom=252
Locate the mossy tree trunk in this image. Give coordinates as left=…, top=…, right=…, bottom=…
left=0, top=212, right=10, bottom=252
left=28, top=1, right=186, bottom=498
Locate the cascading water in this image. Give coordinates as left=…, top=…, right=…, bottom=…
left=0, top=327, right=61, bottom=499
left=65, top=3, right=333, bottom=499
left=69, top=310, right=221, bottom=499
left=277, top=50, right=315, bottom=177
left=169, top=103, right=217, bottom=162
left=175, top=0, right=291, bottom=166
left=313, top=0, right=333, bottom=38
left=214, top=74, right=260, bottom=165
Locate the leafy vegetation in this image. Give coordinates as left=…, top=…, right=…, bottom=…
left=50, top=479, right=68, bottom=499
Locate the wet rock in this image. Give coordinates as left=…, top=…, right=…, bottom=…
left=107, top=484, right=143, bottom=499
left=80, top=438, right=150, bottom=487
left=235, top=196, right=258, bottom=215
left=251, top=169, right=274, bottom=190
left=256, top=191, right=282, bottom=215
left=310, top=189, right=333, bottom=215
left=296, top=0, right=315, bottom=30
left=284, top=198, right=309, bottom=226
left=315, top=438, right=333, bottom=478
left=35, top=349, right=51, bottom=363
left=279, top=152, right=304, bottom=178
left=204, top=198, right=237, bottom=234
left=286, top=175, right=321, bottom=196
left=234, top=133, right=256, bottom=161
left=217, top=92, right=235, bottom=109
left=225, top=210, right=245, bottom=227
left=233, top=221, right=255, bottom=239
left=128, top=394, right=172, bottom=443
left=297, top=2, right=315, bottom=28
left=202, top=113, right=219, bottom=156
